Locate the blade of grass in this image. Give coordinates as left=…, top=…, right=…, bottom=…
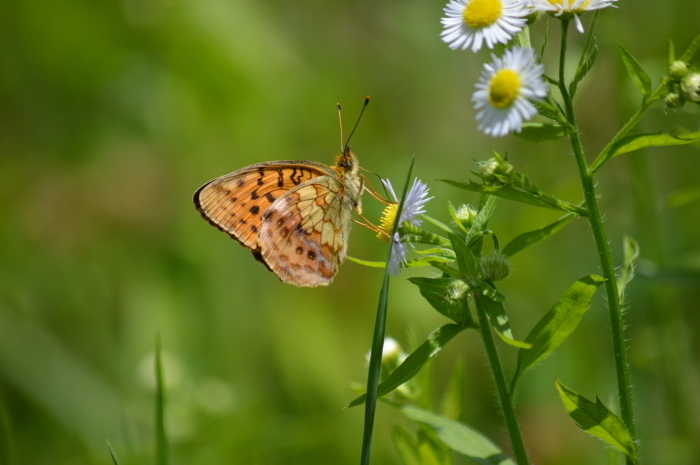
left=360, top=155, right=416, bottom=465
left=155, top=335, right=168, bottom=465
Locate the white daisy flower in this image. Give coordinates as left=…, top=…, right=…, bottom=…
left=530, top=0, right=618, bottom=33
left=379, top=178, right=433, bottom=275
left=472, top=46, right=547, bottom=137
left=441, top=0, right=529, bottom=52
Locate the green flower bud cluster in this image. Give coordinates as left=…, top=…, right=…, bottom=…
left=665, top=60, right=700, bottom=109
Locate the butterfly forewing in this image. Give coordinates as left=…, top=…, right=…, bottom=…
left=194, top=161, right=333, bottom=249
left=259, top=177, right=351, bottom=287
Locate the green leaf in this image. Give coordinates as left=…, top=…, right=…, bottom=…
left=421, top=215, right=455, bottom=234
left=393, top=427, right=422, bottom=465
left=619, top=43, right=651, bottom=98
left=417, top=429, right=453, bottom=465
left=679, top=32, right=700, bottom=64
left=347, top=255, right=454, bottom=270
left=555, top=379, right=638, bottom=458
left=401, top=406, right=515, bottom=465
left=409, top=277, right=468, bottom=323
left=449, top=233, right=477, bottom=275
left=440, top=357, right=465, bottom=421
left=591, top=131, right=700, bottom=173
left=470, top=195, right=499, bottom=238
left=447, top=201, right=470, bottom=235
left=667, top=39, right=675, bottom=68
left=347, top=324, right=467, bottom=408
left=479, top=295, right=532, bottom=349
left=618, top=236, right=639, bottom=301
left=513, top=276, right=604, bottom=388
left=502, top=214, right=575, bottom=257
left=570, top=42, right=598, bottom=97
left=106, top=440, right=121, bottom=465
left=441, top=179, right=587, bottom=217
left=665, top=184, right=700, bottom=208
left=401, top=223, right=453, bottom=247
left=155, top=336, right=168, bottom=465
left=515, top=123, right=568, bottom=142
left=361, top=155, right=416, bottom=465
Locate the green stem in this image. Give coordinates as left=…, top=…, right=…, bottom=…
left=557, top=20, right=638, bottom=465
left=474, top=296, right=529, bottom=465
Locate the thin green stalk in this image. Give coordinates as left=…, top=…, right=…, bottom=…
left=474, top=296, right=529, bottom=465
left=557, top=20, right=638, bottom=465
left=360, top=156, right=416, bottom=465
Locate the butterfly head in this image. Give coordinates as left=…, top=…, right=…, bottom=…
left=333, top=145, right=359, bottom=175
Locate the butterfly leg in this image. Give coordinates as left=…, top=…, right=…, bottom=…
left=361, top=175, right=392, bottom=205
left=353, top=216, right=391, bottom=240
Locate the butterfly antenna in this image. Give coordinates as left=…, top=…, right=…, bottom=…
left=337, top=103, right=343, bottom=153
left=344, top=96, right=370, bottom=150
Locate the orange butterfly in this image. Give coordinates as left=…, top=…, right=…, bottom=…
left=193, top=147, right=364, bottom=287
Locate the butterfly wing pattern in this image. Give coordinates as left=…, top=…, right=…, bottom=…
left=194, top=148, right=363, bottom=287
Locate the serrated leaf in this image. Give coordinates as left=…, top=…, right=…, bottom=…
left=502, top=214, right=575, bottom=257
left=534, top=100, right=562, bottom=122
left=515, top=123, right=568, bottom=142
left=449, top=233, right=477, bottom=275
left=409, top=277, right=468, bottom=323
left=555, top=379, right=638, bottom=458
left=401, top=406, right=515, bottom=465
left=618, top=236, right=639, bottom=301
left=478, top=294, right=532, bottom=349
left=570, top=42, right=598, bottom=96
left=440, top=179, right=587, bottom=217
left=513, top=276, right=604, bottom=387
left=591, top=131, right=700, bottom=172
left=347, top=324, right=466, bottom=408
left=619, top=44, right=651, bottom=98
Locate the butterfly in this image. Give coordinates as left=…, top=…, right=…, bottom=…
left=193, top=146, right=364, bottom=287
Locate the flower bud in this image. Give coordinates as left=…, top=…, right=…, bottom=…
left=681, top=73, right=700, bottom=102
left=480, top=253, right=510, bottom=282
left=669, top=60, right=689, bottom=80
left=664, top=92, right=683, bottom=110
left=455, top=204, right=478, bottom=230
left=478, top=156, right=513, bottom=181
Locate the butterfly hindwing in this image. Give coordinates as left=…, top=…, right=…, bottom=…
left=258, top=177, right=353, bottom=287
left=194, top=161, right=333, bottom=249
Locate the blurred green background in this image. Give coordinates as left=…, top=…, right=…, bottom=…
left=1, top=0, right=699, bottom=464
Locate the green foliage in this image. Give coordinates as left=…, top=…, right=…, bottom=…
left=515, top=123, right=568, bottom=142
left=617, top=236, right=640, bottom=301
left=502, top=214, right=575, bottom=257
left=591, top=131, right=700, bottom=172
left=479, top=296, right=532, bottom=349
left=409, top=278, right=468, bottom=323
left=555, top=379, right=638, bottom=458
left=347, top=324, right=467, bottom=408
left=619, top=44, right=652, bottom=99
left=441, top=169, right=588, bottom=217
left=401, top=406, right=515, bottom=465
left=512, top=276, right=604, bottom=390
left=155, top=337, right=168, bottom=465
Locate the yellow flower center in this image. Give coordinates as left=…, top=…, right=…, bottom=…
left=546, top=0, right=590, bottom=12
left=462, top=0, right=503, bottom=28
left=377, top=203, right=398, bottom=241
left=488, top=69, right=521, bottom=108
